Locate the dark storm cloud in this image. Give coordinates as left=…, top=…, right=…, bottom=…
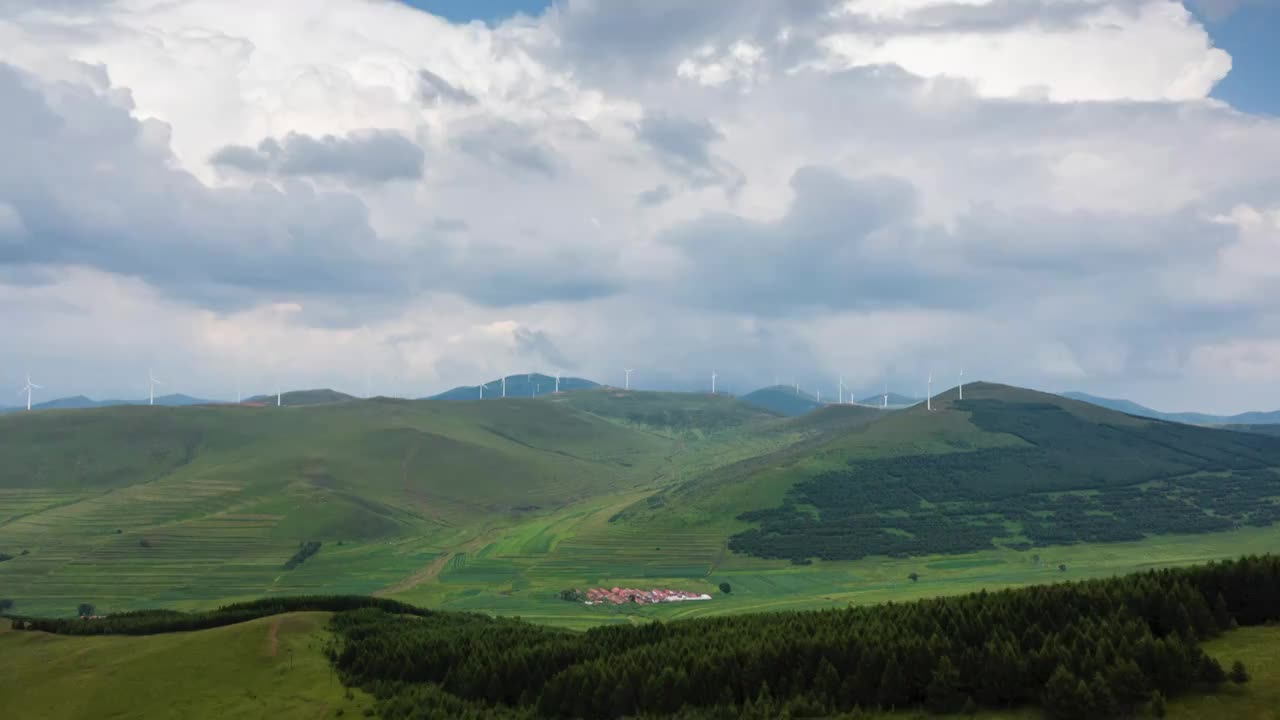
left=514, top=327, right=578, bottom=370
left=211, top=130, right=425, bottom=183
left=417, top=68, right=477, bottom=105
left=453, top=119, right=561, bottom=177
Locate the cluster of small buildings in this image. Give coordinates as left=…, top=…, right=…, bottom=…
left=580, top=587, right=712, bottom=605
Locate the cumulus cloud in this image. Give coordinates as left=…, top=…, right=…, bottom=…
left=634, top=112, right=743, bottom=191
left=210, top=130, right=425, bottom=183
left=2, top=0, right=1280, bottom=413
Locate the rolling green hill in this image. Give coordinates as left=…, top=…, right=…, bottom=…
left=712, top=382, right=1280, bottom=562
left=5, top=382, right=1280, bottom=628
left=552, top=386, right=782, bottom=437
left=0, top=612, right=371, bottom=719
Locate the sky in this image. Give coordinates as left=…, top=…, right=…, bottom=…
left=0, top=0, right=1279, bottom=413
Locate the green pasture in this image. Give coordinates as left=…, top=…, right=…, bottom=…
left=0, top=612, right=370, bottom=719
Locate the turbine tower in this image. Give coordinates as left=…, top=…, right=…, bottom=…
left=555, top=374, right=561, bottom=393
left=959, top=369, right=965, bottom=401
left=479, top=381, right=488, bottom=399
left=277, top=384, right=282, bottom=407
left=838, top=376, right=844, bottom=405
left=711, top=371, right=718, bottom=395
left=501, top=376, right=507, bottom=398
left=882, top=383, right=888, bottom=409
left=20, top=373, right=42, bottom=411
left=624, top=368, right=634, bottom=391
left=927, top=372, right=933, bottom=412
left=148, top=369, right=164, bottom=406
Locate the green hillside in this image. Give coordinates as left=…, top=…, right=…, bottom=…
left=0, top=399, right=679, bottom=617
left=552, top=386, right=782, bottom=437
left=718, top=382, right=1280, bottom=562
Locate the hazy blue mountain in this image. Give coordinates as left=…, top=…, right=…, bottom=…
left=0, top=393, right=219, bottom=413
left=428, top=373, right=598, bottom=400
left=856, top=391, right=922, bottom=407
left=1062, top=391, right=1280, bottom=426
left=742, top=386, right=823, bottom=416
left=243, top=389, right=356, bottom=406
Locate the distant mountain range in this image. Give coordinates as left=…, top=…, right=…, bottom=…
left=857, top=391, right=923, bottom=408
left=243, top=389, right=356, bottom=406
left=1061, top=392, right=1280, bottom=426
left=741, top=386, right=823, bottom=416
left=428, top=373, right=598, bottom=400
left=0, top=393, right=216, bottom=413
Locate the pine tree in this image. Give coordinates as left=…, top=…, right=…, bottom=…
left=1150, top=690, right=1167, bottom=718
left=1105, top=658, right=1149, bottom=709
left=878, top=655, right=909, bottom=709
left=926, top=655, right=963, bottom=714
left=1229, top=660, right=1250, bottom=685
left=1043, top=666, right=1090, bottom=720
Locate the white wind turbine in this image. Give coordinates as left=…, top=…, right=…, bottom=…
left=554, top=374, right=561, bottom=393
left=882, top=383, right=888, bottom=409
left=19, top=373, right=42, bottom=411
left=148, top=369, right=164, bottom=406
left=838, top=376, right=844, bottom=405
left=624, top=368, right=634, bottom=391
left=711, top=371, right=718, bottom=395
left=926, top=372, right=933, bottom=411
left=501, top=376, right=507, bottom=398
left=479, top=381, right=489, bottom=399
left=959, top=369, right=965, bottom=401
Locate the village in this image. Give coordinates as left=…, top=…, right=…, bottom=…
left=562, top=587, right=713, bottom=605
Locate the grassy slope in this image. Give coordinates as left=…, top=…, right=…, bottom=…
left=0, top=398, right=681, bottom=616
left=0, top=612, right=370, bottom=719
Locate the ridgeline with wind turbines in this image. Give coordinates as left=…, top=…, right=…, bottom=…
left=4, top=369, right=1280, bottom=628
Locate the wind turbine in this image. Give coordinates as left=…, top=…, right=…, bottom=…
left=624, top=368, right=634, bottom=391
left=711, top=371, right=718, bottom=395
left=479, top=381, right=489, bottom=400
left=276, top=383, right=282, bottom=407
left=958, top=369, right=965, bottom=401
left=882, top=383, right=888, bottom=409
left=19, top=373, right=41, bottom=411
left=554, top=374, right=561, bottom=393
left=926, top=372, right=933, bottom=412
left=501, top=376, right=506, bottom=398
left=838, top=376, right=844, bottom=405
left=148, top=369, right=164, bottom=406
